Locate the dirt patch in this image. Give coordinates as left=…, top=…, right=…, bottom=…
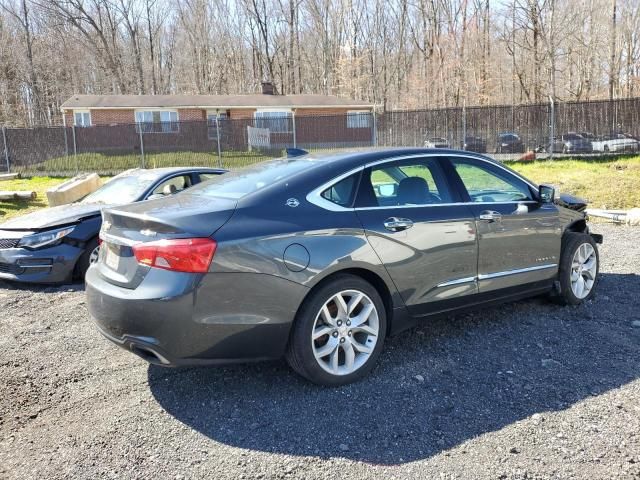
left=1, top=224, right=639, bottom=479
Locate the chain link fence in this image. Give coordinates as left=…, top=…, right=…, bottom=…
left=2, top=97, right=640, bottom=176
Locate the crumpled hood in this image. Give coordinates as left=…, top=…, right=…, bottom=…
left=0, top=203, right=108, bottom=231
left=556, top=193, right=587, bottom=212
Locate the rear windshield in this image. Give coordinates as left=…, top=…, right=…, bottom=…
left=187, top=158, right=316, bottom=199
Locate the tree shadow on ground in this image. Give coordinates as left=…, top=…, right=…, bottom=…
left=148, top=272, right=639, bottom=465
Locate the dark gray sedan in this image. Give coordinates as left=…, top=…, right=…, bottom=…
left=0, top=167, right=225, bottom=284
left=86, top=148, right=601, bottom=385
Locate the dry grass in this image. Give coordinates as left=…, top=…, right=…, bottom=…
left=508, top=156, right=640, bottom=210
left=0, top=177, right=68, bottom=222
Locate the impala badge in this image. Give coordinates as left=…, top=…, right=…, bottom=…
left=140, top=229, right=157, bottom=237
left=286, top=198, right=300, bottom=208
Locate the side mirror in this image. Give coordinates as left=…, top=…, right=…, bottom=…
left=539, top=184, right=555, bottom=203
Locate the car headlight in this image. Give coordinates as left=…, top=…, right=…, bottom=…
left=18, top=226, right=75, bottom=249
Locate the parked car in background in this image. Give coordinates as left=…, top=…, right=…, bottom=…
left=86, top=148, right=601, bottom=386
left=424, top=137, right=450, bottom=148
left=578, top=132, right=596, bottom=141
left=552, top=133, right=593, bottom=154
left=591, top=133, right=639, bottom=153
left=496, top=132, right=525, bottom=153
left=0, top=167, right=225, bottom=284
left=461, top=135, right=487, bottom=153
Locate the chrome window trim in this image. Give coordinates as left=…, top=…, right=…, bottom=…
left=354, top=200, right=538, bottom=211
left=477, top=263, right=557, bottom=280
left=305, top=166, right=365, bottom=212
left=306, top=152, right=539, bottom=213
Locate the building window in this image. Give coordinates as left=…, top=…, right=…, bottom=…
left=347, top=110, right=371, bottom=129
left=74, top=111, right=91, bottom=127
left=254, top=110, right=292, bottom=133
left=135, top=110, right=179, bottom=133
left=207, top=111, right=228, bottom=140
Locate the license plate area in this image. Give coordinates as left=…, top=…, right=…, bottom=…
left=103, top=243, right=121, bottom=271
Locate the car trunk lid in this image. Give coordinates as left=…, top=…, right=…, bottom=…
left=97, top=194, right=236, bottom=289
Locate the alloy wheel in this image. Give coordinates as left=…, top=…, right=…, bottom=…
left=89, top=245, right=100, bottom=264
left=570, top=243, right=597, bottom=299
left=311, top=289, right=379, bottom=376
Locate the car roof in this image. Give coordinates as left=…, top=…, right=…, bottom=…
left=264, top=147, right=499, bottom=181
left=114, top=166, right=226, bottom=180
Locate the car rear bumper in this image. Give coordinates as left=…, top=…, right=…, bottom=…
left=0, top=244, right=83, bottom=283
left=85, top=266, right=310, bottom=365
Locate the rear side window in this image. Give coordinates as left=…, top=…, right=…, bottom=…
left=321, top=173, right=359, bottom=207
left=356, top=158, right=453, bottom=207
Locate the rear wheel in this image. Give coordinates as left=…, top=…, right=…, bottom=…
left=286, top=274, right=386, bottom=386
left=555, top=232, right=599, bottom=305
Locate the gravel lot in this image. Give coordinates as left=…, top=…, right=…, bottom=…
left=1, top=223, right=639, bottom=479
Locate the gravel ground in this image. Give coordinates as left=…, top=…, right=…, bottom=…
left=1, top=223, right=639, bottom=480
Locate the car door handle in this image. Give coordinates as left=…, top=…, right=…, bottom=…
left=479, top=210, right=502, bottom=222
left=384, top=217, right=414, bottom=232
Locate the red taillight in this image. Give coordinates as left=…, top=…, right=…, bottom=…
left=132, top=238, right=216, bottom=273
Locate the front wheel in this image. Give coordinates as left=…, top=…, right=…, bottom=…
left=555, top=232, right=599, bottom=305
left=74, top=237, right=100, bottom=281
left=286, top=274, right=386, bottom=386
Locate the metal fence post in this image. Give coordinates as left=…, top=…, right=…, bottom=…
left=2, top=126, right=9, bottom=173
left=72, top=125, right=77, bottom=156
left=139, top=126, right=145, bottom=168
left=63, top=125, right=69, bottom=158
left=372, top=111, right=377, bottom=147
left=292, top=113, right=297, bottom=148
left=215, top=115, right=222, bottom=168
left=548, top=96, right=555, bottom=160
left=462, top=100, right=467, bottom=150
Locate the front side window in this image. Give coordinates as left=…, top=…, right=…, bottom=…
left=74, top=111, right=91, bottom=127
left=135, top=110, right=179, bottom=133
left=150, top=175, right=192, bottom=197
left=357, top=158, right=453, bottom=207
left=255, top=110, right=292, bottom=133
left=450, top=158, right=533, bottom=203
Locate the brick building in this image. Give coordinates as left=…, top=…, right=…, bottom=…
left=60, top=85, right=376, bottom=151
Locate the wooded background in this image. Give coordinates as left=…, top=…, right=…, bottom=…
left=0, top=0, right=638, bottom=127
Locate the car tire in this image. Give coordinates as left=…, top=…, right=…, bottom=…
left=604, top=145, right=610, bottom=153
left=74, top=237, right=100, bottom=281
left=286, top=274, right=387, bottom=386
left=554, top=232, right=599, bottom=306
